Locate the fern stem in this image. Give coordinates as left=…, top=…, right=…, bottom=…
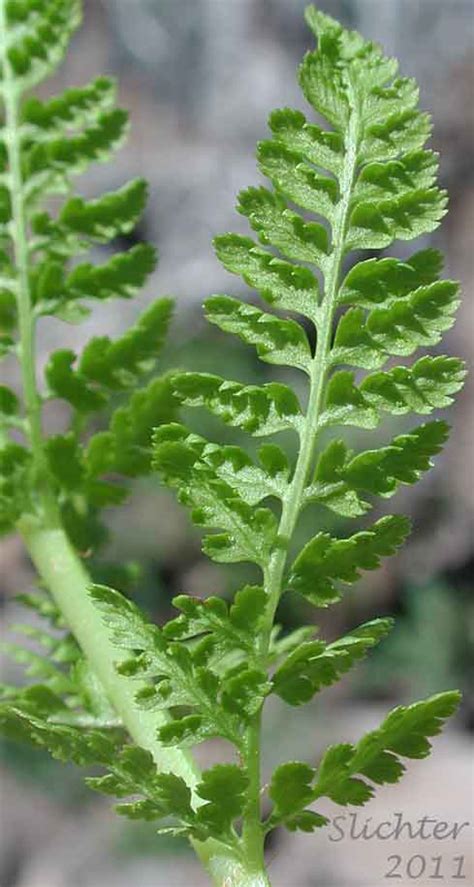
left=17, top=523, right=248, bottom=884
left=241, top=709, right=266, bottom=871
left=19, top=522, right=200, bottom=777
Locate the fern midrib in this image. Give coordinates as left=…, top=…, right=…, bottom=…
left=261, top=84, right=361, bottom=650
left=241, top=81, right=361, bottom=871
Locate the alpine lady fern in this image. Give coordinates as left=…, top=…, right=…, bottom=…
left=0, top=4, right=465, bottom=886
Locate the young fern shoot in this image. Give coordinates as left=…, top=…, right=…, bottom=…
left=0, top=4, right=466, bottom=886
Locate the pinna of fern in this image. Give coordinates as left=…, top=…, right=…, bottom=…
left=0, top=3, right=466, bottom=885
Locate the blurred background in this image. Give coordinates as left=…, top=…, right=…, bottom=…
left=1, top=1, right=473, bottom=885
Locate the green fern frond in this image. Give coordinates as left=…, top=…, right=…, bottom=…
left=0, top=0, right=176, bottom=544
left=156, top=5, right=464, bottom=594
left=0, top=2, right=466, bottom=878
left=151, top=2, right=465, bottom=847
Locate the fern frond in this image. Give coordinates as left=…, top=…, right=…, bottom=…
left=215, top=232, right=320, bottom=322
left=1, top=1, right=466, bottom=873
left=205, top=294, right=312, bottom=373
left=0, top=1, right=176, bottom=542
left=157, top=6, right=463, bottom=606
left=46, top=298, right=172, bottom=410
left=0, top=691, right=120, bottom=763
left=146, top=1, right=465, bottom=850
